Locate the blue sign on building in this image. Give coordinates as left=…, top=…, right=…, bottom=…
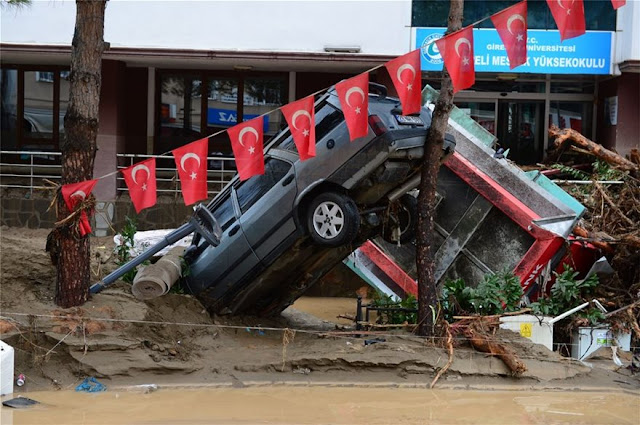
left=415, top=28, right=612, bottom=75
left=208, top=108, right=270, bottom=131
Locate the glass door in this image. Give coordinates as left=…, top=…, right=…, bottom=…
left=497, top=100, right=544, bottom=165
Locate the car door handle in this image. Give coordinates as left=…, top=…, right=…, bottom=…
left=228, top=224, right=240, bottom=236
left=282, top=174, right=294, bottom=186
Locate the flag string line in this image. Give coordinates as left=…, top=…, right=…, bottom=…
left=3, top=311, right=634, bottom=351
left=94, top=63, right=387, bottom=183
left=60, top=0, right=613, bottom=190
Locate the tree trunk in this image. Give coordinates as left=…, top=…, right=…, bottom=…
left=55, top=0, right=106, bottom=308
left=416, top=0, right=464, bottom=336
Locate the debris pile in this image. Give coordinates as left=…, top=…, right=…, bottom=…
left=545, top=127, right=640, bottom=334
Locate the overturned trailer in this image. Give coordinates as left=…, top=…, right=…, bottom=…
left=345, top=87, right=585, bottom=301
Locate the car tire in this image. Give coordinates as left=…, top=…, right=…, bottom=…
left=307, top=192, right=360, bottom=246
left=382, top=194, right=417, bottom=244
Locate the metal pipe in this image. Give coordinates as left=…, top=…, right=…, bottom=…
left=548, top=301, right=589, bottom=325
left=90, top=222, right=195, bottom=294
left=387, top=174, right=421, bottom=202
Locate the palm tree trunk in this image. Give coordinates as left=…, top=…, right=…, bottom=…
left=55, top=0, right=106, bottom=307
left=416, top=0, right=464, bottom=336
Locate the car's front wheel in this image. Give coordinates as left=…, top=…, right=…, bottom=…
left=307, top=192, right=360, bottom=246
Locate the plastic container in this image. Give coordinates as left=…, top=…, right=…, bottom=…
left=499, top=315, right=554, bottom=351
left=1, top=340, right=15, bottom=396
left=571, top=327, right=632, bottom=361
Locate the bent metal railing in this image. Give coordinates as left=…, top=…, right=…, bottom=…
left=0, top=150, right=237, bottom=196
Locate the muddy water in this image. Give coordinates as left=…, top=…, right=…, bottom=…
left=2, top=387, right=638, bottom=425
left=291, top=296, right=362, bottom=325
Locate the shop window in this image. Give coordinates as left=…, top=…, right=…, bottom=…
left=0, top=69, right=18, bottom=149
left=549, top=101, right=592, bottom=138
left=0, top=67, right=69, bottom=152
left=157, top=75, right=202, bottom=154
left=156, top=71, right=287, bottom=156
left=243, top=77, right=286, bottom=136
left=550, top=81, right=595, bottom=94
left=456, top=102, right=496, bottom=135
left=412, top=0, right=615, bottom=31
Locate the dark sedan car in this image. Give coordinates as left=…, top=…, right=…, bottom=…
left=182, top=84, right=455, bottom=316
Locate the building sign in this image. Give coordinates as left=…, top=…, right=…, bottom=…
left=207, top=108, right=269, bottom=131
left=415, top=28, right=612, bottom=75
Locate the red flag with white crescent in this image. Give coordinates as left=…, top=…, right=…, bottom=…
left=281, top=96, right=316, bottom=161
left=435, top=26, right=475, bottom=94
left=335, top=73, right=369, bottom=141
left=121, top=158, right=157, bottom=213
left=228, top=116, right=265, bottom=181
left=384, top=49, right=422, bottom=115
left=610, top=0, right=625, bottom=9
left=546, top=0, right=585, bottom=41
left=172, top=138, right=209, bottom=205
left=61, top=179, right=97, bottom=236
left=491, top=0, right=528, bottom=69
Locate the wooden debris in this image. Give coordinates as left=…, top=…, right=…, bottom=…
left=430, top=321, right=454, bottom=389
left=464, top=327, right=527, bottom=376
left=549, top=125, right=639, bottom=175
left=572, top=225, right=615, bottom=253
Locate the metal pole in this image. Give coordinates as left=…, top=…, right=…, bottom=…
left=90, top=222, right=195, bottom=294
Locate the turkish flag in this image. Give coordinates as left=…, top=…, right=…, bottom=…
left=61, top=179, right=97, bottom=236
left=228, top=116, right=265, bottom=181
left=435, top=26, right=475, bottom=93
left=491, top=0, right=528, bottom=69
left=172, top=138, right=209, bottom=205
left=546, top=0, right=585, bottom=41
left=611, top=0, right=625, bottom=9
left=281, top=96, right=316, bottom=161
left=121, top=158, right=157, bottom=213
left=385, top=49, right=422, bottom=115
left=335, top=73, right=369, bottom=141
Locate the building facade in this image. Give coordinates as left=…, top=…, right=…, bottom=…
left=1, top=0, right=638, bottom=205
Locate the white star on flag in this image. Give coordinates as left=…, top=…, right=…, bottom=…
left=142, top=183, right=147, bottom=191
left=463, top=57, right=470, bottom=66
left=355, top=106, right=361, bottom=114
left=517, top=33, right=524, bottom=42
left=567, top=8, right=571, bottom=15
left=302, top=128, right=310, bottom=137
left=248, top=146, right=255, bottom=155
left=407, top=83, right=413, bottom=91
left=190, top=172, right=197, bottom=180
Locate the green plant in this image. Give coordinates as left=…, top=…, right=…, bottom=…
left=441, top=270, right=523, bottom=319
left=531, top=264, right=599, bottom=317
left=550, top=164, right=590, bottom=181
left=115, top=216, right=146, bottom=283
left=592, top=159, right=625, bottom=181
left=370, top=292, right=418, bottom=325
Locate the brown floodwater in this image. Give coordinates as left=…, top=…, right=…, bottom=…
left=2, top=387, right=638, bottom=425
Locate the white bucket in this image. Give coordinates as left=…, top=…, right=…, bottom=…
left=0, top=340, right=15, bottom=396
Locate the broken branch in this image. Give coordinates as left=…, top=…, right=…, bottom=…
left=549, top=125, right=639, bottom=175
left=430, top=321, right=454, bottom=389
left=465, top=327, right=527, bottom=376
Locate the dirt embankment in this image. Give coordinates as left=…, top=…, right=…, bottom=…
left=1, top=226, right=638, bottom=392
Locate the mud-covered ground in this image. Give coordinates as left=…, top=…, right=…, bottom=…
left=1, top=226, right=638, bottom=393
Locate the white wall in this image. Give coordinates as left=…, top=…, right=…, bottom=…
left=616, top=0, right=640, bottom=65
left=1, top=0, right=412, bottom=55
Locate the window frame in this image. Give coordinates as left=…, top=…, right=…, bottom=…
left=155, top=69, right=289, bottom=155
left=1, top=65, right=70, bottom=151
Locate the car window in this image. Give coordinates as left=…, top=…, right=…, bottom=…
left=277, top=101, right=344, bottom=152
left=211, top=196, right=236, bottom=231
left=236, top=158, right=292, bottom=214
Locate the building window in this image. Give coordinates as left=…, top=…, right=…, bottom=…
left=0, top=67, right=69, bottom=151
left=155, top=71, right=287, bottom=155
left=412, top=0, right=616, bottom=31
